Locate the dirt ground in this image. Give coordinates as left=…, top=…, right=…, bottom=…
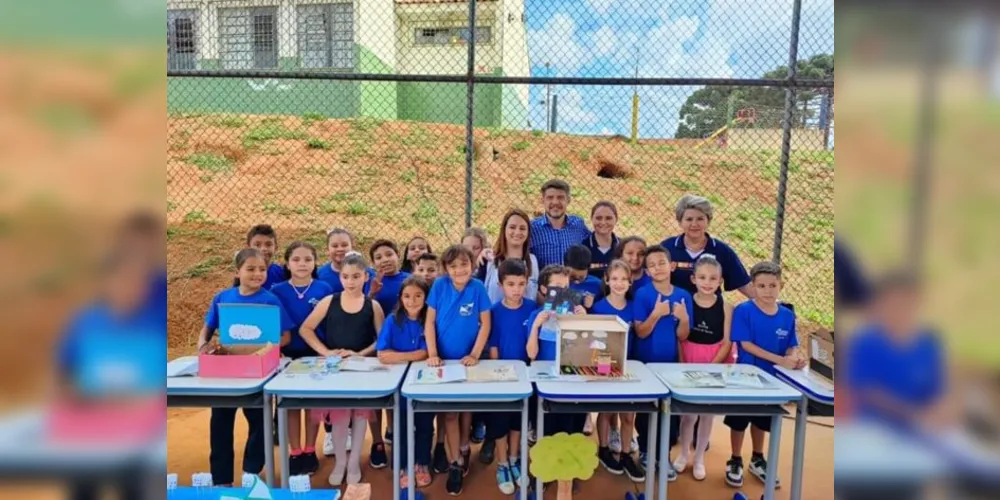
left=166, top=409, right=834, bottom=500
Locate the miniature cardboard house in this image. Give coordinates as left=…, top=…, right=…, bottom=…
left=555, top=315, right=630, bottom=377
left=808, top=329, right=834, bottom=384
left=199, top=303, right=281, bottom=378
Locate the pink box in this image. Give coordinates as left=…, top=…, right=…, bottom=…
left=199, top=344, right=280, bottom=378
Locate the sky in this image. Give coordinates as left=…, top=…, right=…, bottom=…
left=518, top=0, right=835, bottom=138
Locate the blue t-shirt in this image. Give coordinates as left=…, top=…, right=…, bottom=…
left=846, top=324, right=943, bottom=427
left=630, top=273, right=651, bottom=297
left=571, top=275, right=605, bottom=304
left=591, top=297, right=636, bottom=359
left=317, top=262, right=376, bottom=294
left=428, top=276, right=492, bottom=359
left=489, top=300, right=536, bottom=361
left=731, top=301, right=798, bottom=374
left=270, top=279, right=335, bottom=353
left=631, top=283, right=694, bottom=363
left=581, top=233, right=620, bottom=279
left=660, top=234, right=750, bottom=295
left=526, top=307, right=557, bottom=361
left=203, top=287, right=294, bottom=336
left=264, top=263, right=286, bottom=290
left=376, top=316, right=428, bottom=353
left=373, top=272, right=411, bottom=315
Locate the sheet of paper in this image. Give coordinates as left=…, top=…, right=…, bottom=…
left=166, top=357, right=198, bottom=377
left=723, top=366, right=767, bottom=389
left=414, top=365, right=467, bottom=384
left=466, top=364, right=517, bottom=383
left=340, top=357, right=386, bottom=372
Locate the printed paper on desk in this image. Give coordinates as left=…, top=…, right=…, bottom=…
left=666, top=370, right=727, bottom=389
left=218, top=304, right=281, bottom=345
left=414, top=365, right=467, bottom=384
left=466, top=364, right=518, bottom=382
left=723, top=366, right=769, bottom=389
left=340, top=357, right=387, bottom=372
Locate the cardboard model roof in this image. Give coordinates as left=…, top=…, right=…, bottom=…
left=556, top=315, right=630, bottom=332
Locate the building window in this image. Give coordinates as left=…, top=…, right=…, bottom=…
left=219, top=6, right=278, bottom=70
left=168, top=9, right=198, bottom=70
left=414, top=26, right=491, bottom=46
left=297, top=3, right=354, bottom=69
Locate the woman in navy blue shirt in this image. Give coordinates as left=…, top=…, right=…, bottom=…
left=582, top=201, right=621, bottom=279
left=661, top=195, right=753, bottom=298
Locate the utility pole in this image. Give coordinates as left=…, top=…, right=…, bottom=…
left=545, top=62, right=552, bottom=132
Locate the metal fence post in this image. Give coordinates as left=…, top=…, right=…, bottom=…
left=771, top=0, right=802, bottom=265
left=464, top=0, right=478, bottom=230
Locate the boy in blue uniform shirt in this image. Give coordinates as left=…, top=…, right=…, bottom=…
left=425, top=245, right=492, bottom=495
left=246, top=224, right=287, bottom=289
left=724, top=261, right=805, bottom=488
left=486, top=260, right=536, bottom=494
left=631, top=245, right=692, bottom=480
left=565, top=244, right=604, bottom=309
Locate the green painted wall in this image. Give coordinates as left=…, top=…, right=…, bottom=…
left=397, top=77, right=502, bottom=127
left=357, top=46, right=397, bottom=120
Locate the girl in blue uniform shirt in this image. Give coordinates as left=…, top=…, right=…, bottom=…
left=425, top=245, right=492, bottom=495
left=582, top=201, right=621, bottom=279
left=318, top=228, right=376, bottom=294
left=376, top=276, right=434, bottom=488
left=196, top=248, right=293, bottom=486
left=614, top=236, right=651, bottom=294
left=592, top=260, right=644, bottom=482
left=270, top=242, right=334, bottom=477
left=368, top=239, right=410, bottom=448
left=401, top=236, right=432, bottom=274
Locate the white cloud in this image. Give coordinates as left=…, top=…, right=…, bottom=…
left=528, top=14, right=588, bottom=75
left=229, top=324, right=263, bottom=341
left=555, top=88, right=599, bottom=127
left=586, top=0, right=616, bottom=15
left=591, top=26, right=618, bottom=57
left=600, top=127, right=615, bottom=136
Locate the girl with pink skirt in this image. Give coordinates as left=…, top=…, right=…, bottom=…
left=673, top=255, right=734, bottom=480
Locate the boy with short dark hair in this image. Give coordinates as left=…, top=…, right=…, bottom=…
left=724, top=261, right=804, bottom=488
left=564, top=244, right=604, bottom=308
left=246, top=224, right=285, bottom=289
left=487, top=259, right=535, bottom=494
left=414, top=253, right=440, bottom=283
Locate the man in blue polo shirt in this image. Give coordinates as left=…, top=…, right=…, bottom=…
left=530, top=179, right=592, bottom=268
left=660, top=194, right=752, bottom=298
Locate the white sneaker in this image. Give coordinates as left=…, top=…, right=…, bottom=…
left=609, top=429, right=622, bottom=453
left=630, top=436, right=639, bottom=453
left=692, top=462, right=706, bottom=481
left=323, top=433, right=335, bottom=457
left=527, top=424, right=537, bottom=445
left=672, top=454, right=689, bottom=474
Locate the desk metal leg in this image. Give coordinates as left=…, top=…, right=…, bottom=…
left=264, top=394, right=275, bottom=487
left=763, top=409, right=783, bottom=500
left=406, top=398, right=415, bottom=500
left=276, top=403, right=287, bottom=488
left=393, top=394, right=400, bottom=500
left=790, top=395, right=808, bottom=500
left=657, top=398, right=669, bottom=500
left=520, top=398, right=529, bottom=500
left=535, top=395, right=545, bottom=496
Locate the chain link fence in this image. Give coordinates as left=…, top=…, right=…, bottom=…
left=167, top=0, right=834, bottom=346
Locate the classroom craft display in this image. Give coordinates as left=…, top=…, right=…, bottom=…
left=555, top=315, right=630, bottom=380
left=529, top=433, right=599, bottom=500
left=808, top=329, right=835, bottom=385
left=199, top=304, right=281, bottom=378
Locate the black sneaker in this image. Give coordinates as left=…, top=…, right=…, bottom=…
left=461, top=448, right=471, bottom=476
left=300, top=452, right=319, bottom=475
left=432, top=443, right=449, bottom=474
left=369, top=442, right=388, bottom=470
left=471, top=422, right=486, bottom=444
left=725, top=457, right=744, bottom=488
left=479, top=439, right=496, bottom=465
left=598, top=447, right=623, bottom=475
left=385, top=430, right=394, bottom=446
left=749, top=455, right=781, bottom=488
left=288, top=454, right=303, bottom=476
left=446, top=462, right=464, bottom=496
left=621, top=453, right=645, bottom=482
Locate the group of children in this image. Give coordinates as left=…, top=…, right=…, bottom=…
left=197, top=218, right=806, bottom=495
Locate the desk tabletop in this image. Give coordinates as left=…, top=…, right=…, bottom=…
left=774, top=366, right=834, bottom=404
left=167, top=357, right=286, bottom=397
left=0, top=410, right=153, bottom=470
left=402, top=360, right=532, bottom=402
left=265, top=357, right=408, bottom=398
left=648, top=363, right=800, bottom=405
left=169, top=487, right=339, bottom=500
left=532, top=360, right=669, bottom=401
left=835, top=423, right=943, bottom=480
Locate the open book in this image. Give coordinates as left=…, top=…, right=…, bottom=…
left=414, top=365, right=467, bottom=384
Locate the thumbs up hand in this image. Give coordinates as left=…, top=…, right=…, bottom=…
left=672, top=298, right=688, bottom=322
left=652, top=293, right=672, bottom=317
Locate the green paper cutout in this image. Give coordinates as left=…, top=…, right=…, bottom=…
left=528, top=432, right=599, bottom=483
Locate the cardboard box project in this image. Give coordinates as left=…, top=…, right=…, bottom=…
left=808, top=329, right=834, bottom=384
left=199, top=303, right=281, bottom=378
left=555, top=315, right=630, bottom=377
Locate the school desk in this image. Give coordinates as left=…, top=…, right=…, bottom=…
left=263, top=359, right=409, bottom=495
left=774, top=366, right=834, bottom=500
left=401, top=360, right=533, bottom=500
left=648, top=363, right=800, bottom=500
left=167, top=356, right=288, bottom=486
left=531, top=360, right=670, bottom=500
left=169, top=486, right=340, bottom=499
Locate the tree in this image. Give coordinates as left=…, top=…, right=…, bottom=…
left=529, top=432, right=599, bottom=500
left=674, top=53, right=834, bottom=138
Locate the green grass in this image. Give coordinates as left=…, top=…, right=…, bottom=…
left=187, top=153, right=231, bottom=173
left=183, top=256, right=225, bottom=279
left=199, top=174, right=213, bottom=183
left=512, top=141, right=532, bottom=151
left=532, top=130, right=544, bottom=137
left=304, top=165, right=330, bottom=176
left=399, top=169, right=417, bottom=184
left=577, top=149, right=592, bottom=161
left=521, top=171, right=547, bottom=195
left=306, top=137, right=332, bottom=150
left=706, top=193, right=726, bottom=207
left=402, top=126, right=433, bottom=147
left=209, top=115, right=246, bottom=128
left=413, top=200, right=439, bottom=221
left=301, top=112, right=325, bottom=126
left=553, top=159, right=571, bottom=177
left=653, top=145, right=676, bottom=153
left=242, top=122, right=308, bottom=149
left=183, top=210, right=209, bottom=223
left=346, top=201, right=370, bottom=215
left=627, top=195, right=643, bottom=206
left=671, top=179, right=699, bottom=191
left=167, top=201, right=176, bottom=213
